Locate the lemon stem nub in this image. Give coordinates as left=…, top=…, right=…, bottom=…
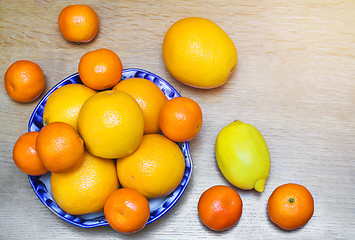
left=254, top=179, right=266, bottom=192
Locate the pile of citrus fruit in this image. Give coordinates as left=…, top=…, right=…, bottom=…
left=5, top=4, right=314, bottom=234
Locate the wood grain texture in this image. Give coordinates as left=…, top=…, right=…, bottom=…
left=1, top=0, right=354, bottom=239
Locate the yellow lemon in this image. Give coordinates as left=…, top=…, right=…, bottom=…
left=43, top=84, right=96, bottom=130
left=116, top=134, right=185, bottom=199
left=163, top=17, right=238, bottom=89
left=113, top=78, right=167, bottom=134
left=215, top=121, right=270, bottom=192
left=77, top=90, right=144, bottom=159
left=50, top=151, right=119, bottom=215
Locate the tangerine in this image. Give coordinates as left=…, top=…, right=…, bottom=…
left=104, top=188, right=150, bottom=234
left=198, top=185, right=243, bottom=231
left=159, top=97, right=202, bottom=142
left=36, top=122, right=85, bottom=173
left=267, top=183, right=314, bottom=230
left=58, top=4, right=99, bottom=43
left=12, top=131, right=48, bottom=176
left=4, top=60, right=45, bottom=102
left=78, top=48, right=123, bottom=90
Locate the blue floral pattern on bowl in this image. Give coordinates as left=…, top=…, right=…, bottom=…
left=28, top=68, right=193, bottom=228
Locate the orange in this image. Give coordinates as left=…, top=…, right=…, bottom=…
left=36, top=122, right=85, bottom=173
left=159, top=96, right=202, bottom=142
left=78, top=48, right=123, bottom=90
left=113, top=78, right=168, bottom=134
left=116, top=134, right=185, bottom=199
left=198, top=185, right=243, bottom=231
left=4, top=60, right=45, bottom=102
left=163, top=17, right=237, bottom=89
left=42, top=84, right=96, bottom=131
left=58, top=4, right=99, bottom=43
left=51, top=151, right=119, bottom=215
left=77, top=90, right=144, bottom=159
left=12, top=132, right=48, bottom=176
left=267, top=183, right=314, bottom=230
left=104, top=188, right=150, bottom=234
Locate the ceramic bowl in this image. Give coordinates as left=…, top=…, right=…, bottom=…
left=28, top=68, right=192, bottom=228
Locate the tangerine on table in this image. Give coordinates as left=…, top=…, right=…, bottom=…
left=58, top=4, right=99, bottom=43
left=159, top=96, right=202, bottom=142
left=198, top=185, right=243, bottom=231
left=36, top=122, right=85, bottom=173
left=42, top=84, right=96, bottom=131
left=51, top=151, right=119, bottom=215
left=267, top=183, right=314, bottom=230
left=12, top=131, right=47, bottom=176
left=113, top=77, right=168, bottom=134
left=4, top=60, right=45, bottom=102
left=78, top=48, right=123, bottom=90
left=104, top=188, right=150, bottom=234
left=116, top=134, right=185, bottom=199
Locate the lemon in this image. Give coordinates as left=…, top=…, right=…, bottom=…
left=116, top=134, right=185, bottom=199
left=215, top=121, right=270, bottom=192
left=43, top=84, right=96, bottom=130
left=163, top=17, right=238, bottom=89
left=50, top=151, right=119, bottom=215
left=77, top=90, right=144, bottom=159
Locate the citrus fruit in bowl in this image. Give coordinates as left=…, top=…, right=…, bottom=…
left=28, top=68, right=193, bottom=228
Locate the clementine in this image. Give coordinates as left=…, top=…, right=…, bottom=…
left=4, top=60, right=45, bottom=102
left=159, top=96, right=202, bottom=142
left=198, top=185, right=243, bottom=231
left=78, top=48, right=123, bottom=90
left=58, top=4, right=99, bottom=43
left=36, top=122, right=85, bottom=173
left=12, top=131, right=47, bottom=176
left=267, top=183, right=314, bottom=230
left=104, top=188, right=150, bottom=234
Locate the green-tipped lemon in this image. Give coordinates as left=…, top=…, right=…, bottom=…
left=215, top=121, right=270, bottom=192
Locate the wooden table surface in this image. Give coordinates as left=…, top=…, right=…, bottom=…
left=1, top=1, right=354, bottom=239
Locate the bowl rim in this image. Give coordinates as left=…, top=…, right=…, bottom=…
left=28, top=68, right=193, bottom=228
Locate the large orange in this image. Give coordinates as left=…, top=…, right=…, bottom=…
left=12, top=131, right=48, bottom=176
left=78, top=48, right=123, bottom=90
left=51, top=151, right=119, bottom=215
left=36, top=122, right=85, bottom=173
left=104, top=188, right=150, bottom=234
left=198, top=185, right=243, bottom=231
left=163, top=17, right=237, bottom=89
left=4, top=60, right=45, bottom=102
left=116, top=134, right=185, bottom=199
left=58, top=4, right=99, bottom=43
left=42, top=84, right=96, bottom=131
left=159, top=96, right=203, bottom=142
left=77, top=90, right=144, bottom=159
left=113, top=78, right=168, bottom=134
left=267, top=183, right=314, bottom=230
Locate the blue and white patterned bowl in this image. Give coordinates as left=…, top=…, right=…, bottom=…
left=28, top=68, right=193, bottom=228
